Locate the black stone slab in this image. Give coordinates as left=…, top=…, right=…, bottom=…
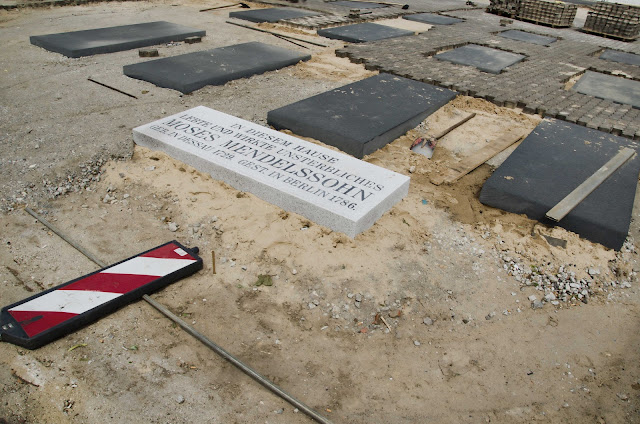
left=498, top=29, right=557, bottom=46
left=267, top=73, right=457, bottom=159
left=600, top=49, right=640, bottom=67
left=434, top=44, right=525, bottom=74
left=479, top=119, right=640, bottom=250
left=317, top=22, right=414, bottom=43
left=123, top=42, right=310, bottom=94
left=332, top=0, right=387, bottom=9
left=403, top=13, right=463, bottom=25
left=30, top=21, right=205, bottom=58
left=571, top=70, right=640, bottom=109
left=229, top=8, right=321, bottom=23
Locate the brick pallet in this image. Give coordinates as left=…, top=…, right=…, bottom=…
left=487, top=0, right=576, bottom=27
left=486, top=0, right=521, bottom=17
left=583, top=2, right=640, bottom=41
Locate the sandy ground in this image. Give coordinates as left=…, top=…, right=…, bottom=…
left=1, top=2, right=640, bottom=424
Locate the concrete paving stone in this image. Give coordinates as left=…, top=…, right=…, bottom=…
left=30, top=21, right=206, bottom=58
left=317, top=22, right=414, bottom=43
left=229, top=8, right=321, bottom=23
left=123, top=42, right=310, bottom=94
left=267, top=73, right=457, bottom=158
left=600, top=49, right=640, bottom=67
left=479, top=119, right=640, bottom=250
left=403, top=13, right=463, bottom=25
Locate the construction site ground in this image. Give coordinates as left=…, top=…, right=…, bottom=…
left=1, top=1, right=639, bottom=423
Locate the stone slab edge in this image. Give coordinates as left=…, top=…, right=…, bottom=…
left=133, top=106, right=410, bottom=238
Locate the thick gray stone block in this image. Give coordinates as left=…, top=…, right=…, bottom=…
left=30, top=21, right=205, bottom=58
left=571, top=71, right=640, bottom=109
left=434, top=44, right=525, bottom=74
left=123, top=42, right=310, bottom=94
left=403, top=13, right=463, bottom=25
left=267, top=73, right=457, bottom=158
left=317, top=23, right=414, bottom=43
left=133, top=106, right=410, bottom=238
left=498, top=29, right=557, bottom=46
left=229, top=8, right=321, bottom=23
left=599, top=49, right=640, bottom=67
left=479, top=119, right=640, bottom=250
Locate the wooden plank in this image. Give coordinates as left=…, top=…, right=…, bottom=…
left=431, top=130, right=526, bottom=185
left=545, top=147, right=636, bottom=222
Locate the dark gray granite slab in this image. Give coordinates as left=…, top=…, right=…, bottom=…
left=229, top=7, right=321, bottom=23
left=571, top=70, right=640, bottom=109
left=331, top=0, right=387, bottom=9
left=123, top=42, right=310, bottom=94
left=498, top=29, right=557, bottom=46
left=267, top=73, right=457, bottom=158
left=403, top=13, right=463, bottom=25
left=600, top=49, right=640, bottom=67
left=434, top=44, right=525, bottom=74
left=30, top=21, right=206, bottom=58
left=317, top=22, right=414, bottom=43
left=479, top=119, right=640, bottom=250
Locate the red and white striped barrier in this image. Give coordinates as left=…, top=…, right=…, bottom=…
left=1, top=241, right=202, bottom=349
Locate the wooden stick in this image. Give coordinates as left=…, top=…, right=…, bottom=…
left=211, top=250, right=216, bottom=274
left=411, top=112, right=476, bottom=150
left=380, top=315, right=392, bottom=332
left=432, top=130, right=526, bottom=185
left=546, top=147, right=636, bottom=222
left=432, top=112, right=476, bottom=140
left=225, top=20, right=329, bottom=47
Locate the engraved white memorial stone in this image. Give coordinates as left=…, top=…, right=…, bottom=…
left=133, top=106, right=410, bottom=237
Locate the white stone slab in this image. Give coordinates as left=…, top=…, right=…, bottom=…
left=133, top=106, right=410, bottom=237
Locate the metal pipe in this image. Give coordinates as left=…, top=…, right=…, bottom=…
left=23, top=207, right=334, bottom=424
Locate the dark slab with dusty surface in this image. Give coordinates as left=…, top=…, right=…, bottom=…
left=30, top=21, right=205, bottom=58
left=479, top=119, right=640, bottom=250
left=571, top=70, right=640, bottom=109
left=403, top=13, right=463, bottom=25
left=599, top=49, right=640, bottom=67
left=317, top=22, right=414, bottom=43
left=434, top=44, right=525, bottom=74
left=498, top=29, right=557, bottom=46
left=229, top=7, right=321, bottom=23
left=123, top=42, right=310, bottom=94
left=267, top=73, right=457, bottom=158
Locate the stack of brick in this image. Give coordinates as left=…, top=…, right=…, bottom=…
left=488, top=0, right=576, bottom=27
left=487, top=0, right=521, bottom=17
left=517, top=0, right=577, bottom=27
left=583, top=2, right=640, bottom=40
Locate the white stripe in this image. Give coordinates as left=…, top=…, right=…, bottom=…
left=9, top=290, right=122, bottom=315
left=100, top=257, right=196, bottom=277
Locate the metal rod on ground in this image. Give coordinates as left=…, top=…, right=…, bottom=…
left=24, top=207, right=107, bottom=268
left=87, top=78, right=138, bottom=99
left=142, top=294, right=334, bottom=424
left=274, top=33, right=309, bottom=49
left=545, top=147, right=636, bottom=222
left=225, top=20, right=329, bottom=47
left=200, top=2, right=249, bottom=12
left=22, top=207, right=334, bottom=424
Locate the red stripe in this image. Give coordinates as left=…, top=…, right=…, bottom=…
left=9, top=310, right=77, bottom=337
left=141, top=243, right=193, bottom=260
left=62, top=272, right=158, bottom=293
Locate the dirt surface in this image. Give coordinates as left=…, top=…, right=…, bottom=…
left=1, top=2, right=640, bottom=424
